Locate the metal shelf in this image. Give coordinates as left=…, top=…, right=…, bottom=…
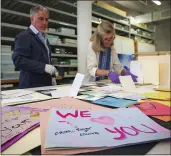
left=1, top=8, right=77, bottom=29
left=53, top=64, right=77, bottom=67
left=52, top=54, right=77, bottom=58
left=50, top=43, right=77, bottom=48
left=131, top=24, right=154, bottom=33
left=92, top=12, right=130, bottom=26
left=131, top=33, right=153, bottom=40
left=2, top=0, right=77, bottom=25
left=1, top=37, right=15, bottom=41
left=92, top=22, right=130, bottom=34
left=64, top=75, right=76, bottom=78
left=18, top=1, right=77, bottom=25
left=92, top=3, right=129, bottom=20
left=1, top=22, right=77, bottom=39
left=1, top=36, right=77, bottom=48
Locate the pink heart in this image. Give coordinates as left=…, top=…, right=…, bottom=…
left=90, top=116, right=114, bottom=126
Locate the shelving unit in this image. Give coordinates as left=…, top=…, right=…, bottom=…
left=91, top=2, right=155, bottom=44
left=1, top=0, right=78, bottom=87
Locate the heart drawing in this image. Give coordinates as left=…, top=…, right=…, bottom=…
left=90, top=116, right=114, bottom=126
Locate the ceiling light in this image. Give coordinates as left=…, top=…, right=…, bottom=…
left=152, top=0, right=161, bottom=5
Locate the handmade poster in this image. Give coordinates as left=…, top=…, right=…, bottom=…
left=1, top=106, right=47, bottom=151
left=44, top=108, right=170, bottom=149
left=93, top=96, right=136, bottom=107
left=130, top=101, right=171, bottom=116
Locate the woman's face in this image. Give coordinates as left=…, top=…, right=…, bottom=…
left=101, top=33, right=115, bottom=48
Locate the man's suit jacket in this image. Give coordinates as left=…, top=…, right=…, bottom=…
left=13, top=28, right=53, bottom=88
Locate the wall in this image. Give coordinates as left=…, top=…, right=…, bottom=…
left=154, top=20, right=171, bottom=51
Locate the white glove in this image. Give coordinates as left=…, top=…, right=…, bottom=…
left=52, top=77, right=57, bottom=86
left=45, top=64, right=57, bottom=75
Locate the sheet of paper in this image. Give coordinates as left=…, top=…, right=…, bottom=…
left=124, top=94, right=147, bottom=101
left=123, top=86, right=157, bottom=94
left=69, top=73, right=85, bottom=97
left=80, top=91, right=107, bottom=97
left=143, top=92, right=171, bottom=101
left=38, top=97, right=111, bottom=155
left=130, top=61, right=144, bottom=84
left=109, top=91, right=135, bottom=98
left=130, top=101, right=171, bottom=116
left=155, top=85, right=171, bottom=92
left=152, top=116, right=171, bottom=122
left=95, top=85, right=122, bottom=92
left=75, top=95, right=103, bottom=101
left=51, top=86, right=71, bottom=98
left=93, top=96, right=137, bottom=107
left=1, top=90, right=52, bottom=106
left=119, top=76, right=136, bottom=91
left=1, top=106, right=46, bottom=151
left=44, top=108, right=170, bottom=149
left=140, top=60, right=159, bottom=85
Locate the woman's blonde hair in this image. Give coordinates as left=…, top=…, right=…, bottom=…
left=90, top=20, right=115, bottom=52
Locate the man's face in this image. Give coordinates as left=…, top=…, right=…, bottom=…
left=31, top=10, right=49, bottom=33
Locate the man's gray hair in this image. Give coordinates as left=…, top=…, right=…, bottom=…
left=30, top=5, right=49, bottom=17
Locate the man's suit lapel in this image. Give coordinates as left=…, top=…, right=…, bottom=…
left=27, top=28, right=45, bottom=46
left=27, top=28, right=50, bottom=63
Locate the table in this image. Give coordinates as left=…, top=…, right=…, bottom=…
left=1, top=84, right=171, bottom=155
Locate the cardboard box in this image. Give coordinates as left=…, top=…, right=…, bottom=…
left=95, top=1, right=126, bottom=17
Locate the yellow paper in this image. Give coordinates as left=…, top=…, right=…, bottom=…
left=143, top=92, right=171, bottom=101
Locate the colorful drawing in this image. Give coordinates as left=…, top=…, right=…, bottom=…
left=1, top=106, right=47, bottom=152
left=130, top=101, right=171, bottom=116
left=44, top=108, right=170, bottom=149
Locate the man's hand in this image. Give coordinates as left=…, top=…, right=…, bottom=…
left=45, top=64, right=57, bottom=76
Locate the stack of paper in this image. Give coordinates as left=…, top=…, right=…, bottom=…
left=43, top=107, right=170, bottom=152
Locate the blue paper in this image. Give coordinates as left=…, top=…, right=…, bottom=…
left=93, top=96, right=136, bottom=107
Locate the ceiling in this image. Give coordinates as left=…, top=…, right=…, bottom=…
left=107, top=0, right=171, bottom=17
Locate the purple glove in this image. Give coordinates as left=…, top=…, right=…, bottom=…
left=108, top=71, right=120, bottom=83
left=124, top=71, right=137, bottom=82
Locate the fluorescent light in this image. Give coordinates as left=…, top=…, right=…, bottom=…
left=152, top=0, right=161, bottom=5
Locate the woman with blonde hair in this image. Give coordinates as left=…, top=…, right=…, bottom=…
left=86, top=20, right=137, bottom=83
